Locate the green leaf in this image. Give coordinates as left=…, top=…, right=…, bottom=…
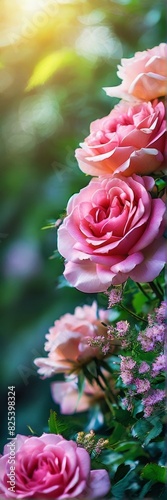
left=106, top=356, right=120, bottom=372
left=109, top=423, right=127, bottom=445
left=141, top=464, right=166, bottom=484
left=144, top=417, right=162, bottom=446
left=114, top=464, right=130, bottom=483
left=112, top=468, right=136, bottom=498
left=132, top=415, right=163, bottom=447
left=132, top=419, right=152, bottom=441
left=48, top=410, right=68, bottom=436
left=91, top=457, right=108, bottom=471
left=26, top=49, right=76, bottom=91
left=114, top=441, right=140, bottom=452
left=132, top=291, right=147, bottom=314
left=114, top=408, right=135, bottom=427
left=86, top=360, right=98, bottom=378
left=138, top=480, right=154, bottom=499
left=133, top=400, right=144, bottom=417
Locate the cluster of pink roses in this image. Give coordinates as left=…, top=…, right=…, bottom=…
left=1, top=43, right=166, bottom=500
left=58, top=43, right=167, bottom=293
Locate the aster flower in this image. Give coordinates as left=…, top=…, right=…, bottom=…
left=120, top=356, right=136, bottom=370
left=135, top=378, right=151, bottom=393
left=143, top=389, right=166, bottom=407
left=152, top=354, right=166, bottom=377
left=138, top=361, right=150, bottom=374
left=116, top=320, right=130, bottom=336
left=106, top=287, right=122, bottom=307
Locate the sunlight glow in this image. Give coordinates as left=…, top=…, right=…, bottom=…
left=18, top=0, right=47, bottom=14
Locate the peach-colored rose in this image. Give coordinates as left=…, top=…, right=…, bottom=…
left=57, top=175, right=166, bottom=293
left=75, top=100, right=166, bottom=177
left=104, top=43, right=167, bottom=101
left=34, top=302, right=110, bottom=376
left=0, top=434, right=110, bottom=499
left=51, top=374, right=115, bottom=414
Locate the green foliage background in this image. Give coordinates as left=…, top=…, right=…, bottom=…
left=0, top=0, right=166, bottom=450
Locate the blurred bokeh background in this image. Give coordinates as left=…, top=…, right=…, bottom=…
left=0, top=0, right=166, bottom=450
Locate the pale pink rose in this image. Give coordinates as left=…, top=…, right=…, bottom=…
left=75, top=100, right=166, bottom=177
left=34, top=302, right=110, bottom=377
left=51, top=374, right=115, bottom=414
left=104, top=43, right=167, bottom=101
left=0, top=434, right=110, bottom=499
left=57, top=175, right=166, bottom=293
left=51, top=378, right=103, bottom=414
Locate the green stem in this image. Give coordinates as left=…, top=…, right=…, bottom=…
left=156, top=281, right=164, bottom=295
left=149, top=281, right=163, bottom=302
left=120, top=304, right=147, bottom=324
left=105, top=395, right=116, bottom=417
left=96, top=364, right=118, bottom=407
left=136, top=282, right=150, bottom=300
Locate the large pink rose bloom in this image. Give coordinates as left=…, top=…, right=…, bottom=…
left=75, top=100, right=166, bottom=177
left=57, top=175, right=166, bottom=293
left=104, top=43, right=167, bottom=101
left=34, top=302, right=110, bottom=376
left=0, top=434, right=110, bottom=499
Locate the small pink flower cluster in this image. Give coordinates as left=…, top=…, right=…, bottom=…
left=58, top=43, right=167, bottom=293
left=88, top=320, right=130, bottom=354
left=143, top=390, right=166, bottom=418
left=137, top=301, right=166, bottom=351
left=119, top=302, right=166, bottom=417
left=106, top=287, right=122, bottom=307
left=152, top=354, right=166, bottom=377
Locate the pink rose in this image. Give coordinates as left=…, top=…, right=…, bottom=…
left=75, top=100, right=166, bottom=177
left=51, top=378, right=103, bottom=414
left=0, top=434, right=110, bottom=499
left=57, top=175, right=166, bottom=293
left=51, top=374, right=115, bottom=414
left=104, top=43, right=167, bottom=101
left=34, top=302, right=110, bottom=376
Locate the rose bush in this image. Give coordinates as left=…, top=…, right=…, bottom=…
left=75, top=99, right=166, bottom=177
left=0, top=434, right=110, bottom=499
left=34, top=302, right=110, bottom=376
left=104, top=43, right=167, bottom=101
left=57, top=174, right=166, bottom=293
